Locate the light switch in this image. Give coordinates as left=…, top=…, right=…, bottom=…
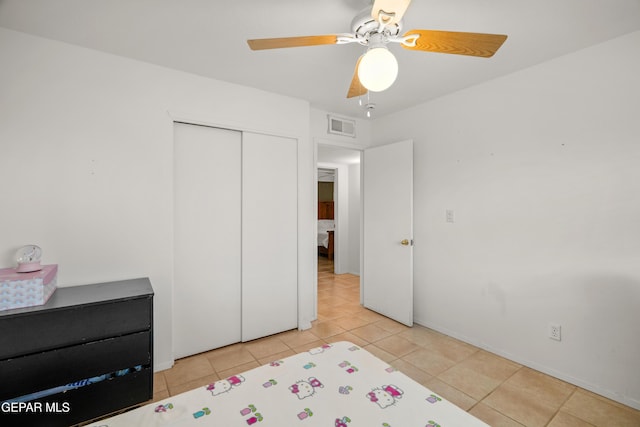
left=446, top=209, right=454, bottom=223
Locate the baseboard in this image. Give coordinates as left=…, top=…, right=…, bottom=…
left=154, top=359, right=174, bottom=372
left=298, top=320, right=312, bottom=331
left=414, top=316, right=640, bottom=411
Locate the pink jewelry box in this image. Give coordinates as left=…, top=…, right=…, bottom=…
left=0, top=264, right=58, bottom=311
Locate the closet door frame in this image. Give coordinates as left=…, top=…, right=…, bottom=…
left=171, top=115, right=303, bottom=358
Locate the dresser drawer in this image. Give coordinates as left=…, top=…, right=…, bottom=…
left=0, top=296, right=151, bottom=360
left=0, top=331, right=151, bottom=401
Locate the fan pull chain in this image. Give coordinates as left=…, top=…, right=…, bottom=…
left=364, top=92, right=375, bottom=118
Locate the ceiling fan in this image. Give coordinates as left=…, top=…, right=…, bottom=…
left=247, top=0, right=507, bottom=100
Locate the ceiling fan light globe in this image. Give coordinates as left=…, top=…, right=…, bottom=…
left=357, top=47, right=398, bottom=92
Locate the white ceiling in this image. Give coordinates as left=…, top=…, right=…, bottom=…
left=1, top=0, right=639, bottom=119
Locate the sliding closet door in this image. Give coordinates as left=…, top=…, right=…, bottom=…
left=242, top=132, right=298, bottom=341
left=173, top=123, right=242, bottom=358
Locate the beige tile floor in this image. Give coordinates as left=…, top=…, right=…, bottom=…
left=153, top=257, right=640, bottom=427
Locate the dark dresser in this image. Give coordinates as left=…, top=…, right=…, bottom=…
left=0, top=277, right=154, bottom=426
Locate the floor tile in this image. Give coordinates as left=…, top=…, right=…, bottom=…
left=350, top=323, right=395, bottom=342
left=216, top=361, right=260, bottom=380
left=151, top=389, right=170, bottom=403
left=317, top=295, right=350, bottom=307
left=579, top=388, right=640, bottom=413
left=163, top=354, right=215, bottom=388
left=354, top=309, right=387, bottom=323
left=401, top=347, right=459, bottom=376
left=561, top=389, right=640, bottom=427
left=167, top=373, right=219, bottom=396
left=309, top=320, right=346, bottom=339
left=362, top=343, right=398, bottom=363
left=469, top=402, right=526, bottom=427
left=547, top=411, right=596, bottom=427
left=504, top=367, right=575, bottom=409
left=482, top=381, right=559, bottom=427
left=426, top=335, right=479, bottom=363
left=374, top=317, right=411, bottom=334
left=436, top=350, right=519, bottom=401
left=258, top=349, right=296, bottom=365
left=437, top=362, right=505, bottom=400
left=291, top=340, right=328, bottom=354
left=317, top=306, right=347, bottom=320
left=324, top=331, right=369, bottom=347
left=373, top=334, right=421, bottom=357
left=332, top=315, right=371, bottom=330
left=277, top=329, right=321, bottom=348
left=153, top=372, right=167, bottom=394
left=387, top=359, right=431, bottom=388
left=205, top=344, right=256, bottom=373
left=338, top=301, right=363, bottom=311
left=424, top=377, right=477, bottom=411
left=243, top=336, right=290, bottom=360
left=398, top=324, right=450, bottom=347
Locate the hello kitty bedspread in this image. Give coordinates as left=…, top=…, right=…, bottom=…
left=88, top=341, right=488, bottom=427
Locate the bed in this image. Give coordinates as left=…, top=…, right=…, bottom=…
left=318, top=201, right=334, bottom=260
left=86, top=341, right=489, bottom=426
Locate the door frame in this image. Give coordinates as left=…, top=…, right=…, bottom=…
left=314, top=138, right=415, bottom=323
left=169, top=111, right=312, bottom=359
left=314, top=139, right=364, bottom=317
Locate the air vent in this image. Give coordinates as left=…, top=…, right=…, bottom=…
left=327, top=115, right=356, bottom=138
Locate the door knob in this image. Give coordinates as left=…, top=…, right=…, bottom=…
left=401, top=239, right=410, bottom=246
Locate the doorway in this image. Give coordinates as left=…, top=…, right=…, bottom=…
left=316, top=143, right=362, bottom=309
left=316, top=139, right=414, bottom=327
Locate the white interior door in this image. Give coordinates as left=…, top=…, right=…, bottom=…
left=173, top=123, right=242, bottom=358
left=242, top=132, right=298, bottom=341
left=363, top=139, right=414, bottom=326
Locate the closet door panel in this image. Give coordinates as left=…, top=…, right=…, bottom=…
left=173, top=123, right=242, bottom=358
left=242, top=132, right=298, bottom=341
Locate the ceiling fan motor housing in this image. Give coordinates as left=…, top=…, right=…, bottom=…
left=351, top=6, right=402, bottom=42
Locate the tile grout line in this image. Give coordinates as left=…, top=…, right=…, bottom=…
left=542, top=387, right=580, bottom=427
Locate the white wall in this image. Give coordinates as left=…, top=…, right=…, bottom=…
left=372, top=31, right=640, bottom=409
left=0, top=28, right=316, bottom=370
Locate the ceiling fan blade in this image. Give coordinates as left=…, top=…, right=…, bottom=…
left=247, top=35, right=338, bottom=50
left=371, top=0, right=412, bottom=26
left=347, top=56, right=367, bottom=99
left=402, top=29, right=507, bottom=58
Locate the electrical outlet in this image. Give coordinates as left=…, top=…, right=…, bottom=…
left=446, top=209, right=454, bottom=223
left=549, top=323, right=561, bottom=341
